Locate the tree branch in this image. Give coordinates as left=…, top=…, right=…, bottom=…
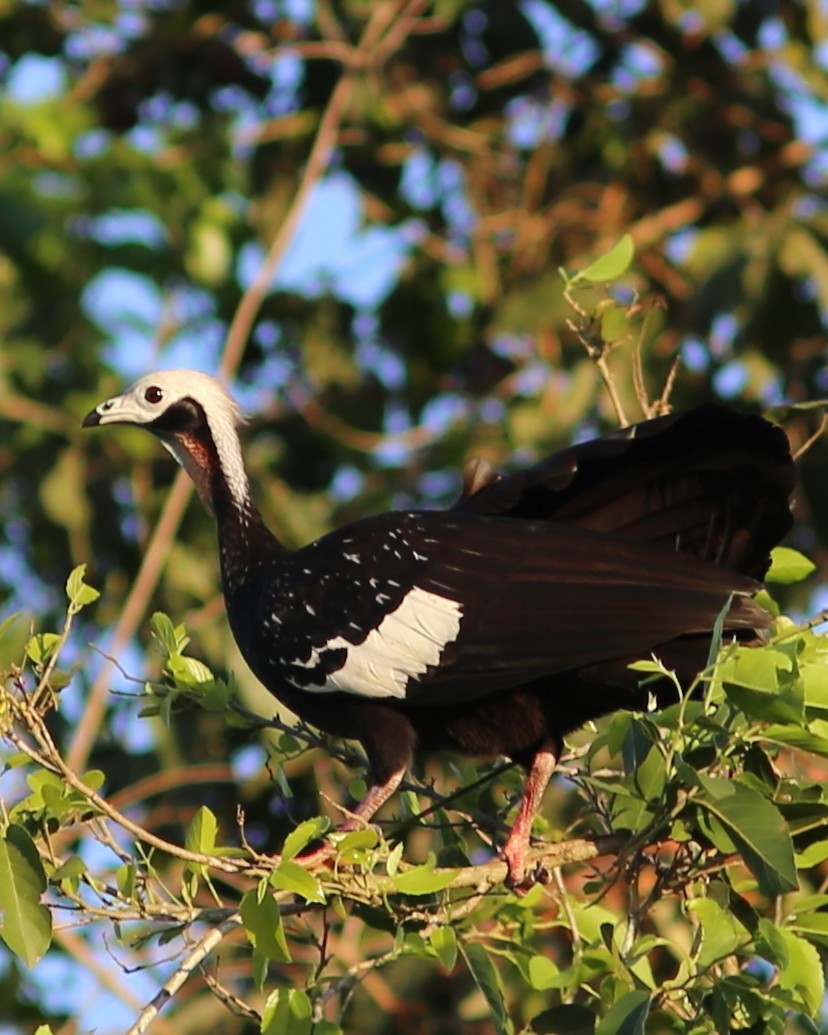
left=125, top=913, right=244, bottom=1035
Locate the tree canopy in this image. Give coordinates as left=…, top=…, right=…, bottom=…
left=1, top=2, right=828, bottom=1033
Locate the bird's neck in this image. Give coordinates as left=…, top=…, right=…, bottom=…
left=214, top=489, right=287, bottom=589
left=164, top=421, right=288, bottom=587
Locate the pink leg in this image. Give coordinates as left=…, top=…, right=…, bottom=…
left=501, top=742, right=558, bottom=886
left=295, top=765, right=407, bottom=868
left=338, top=765, right=407, bottom=831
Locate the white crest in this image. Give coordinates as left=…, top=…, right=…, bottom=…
left=292, top=586, right=463, bottom=698
left=90, top=370, right=250, bottom=507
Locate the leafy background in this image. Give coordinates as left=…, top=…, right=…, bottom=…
left=1, top=1, right=828, bottom=1033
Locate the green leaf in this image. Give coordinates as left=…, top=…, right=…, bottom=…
left=168, top=653, right=214, bottom=687
left=686, top=898, right=750, bottom=969
left=82, top=769, right=105, bottom=793
left=270, top=860, right=325, bottom=904
left=579, top=234, right=634, bottom=284
left=611, top=744, right=666, bottom=833
left=461, top=941, right=513, bottom=1035
left=720, top=646, right=803, bottom=723
left=775, top=929, right=824, bottom=1015
left=65, top=564, right=100, bottom=615
left=695, top=775, right=797, bottom=895
left=801, top=663, right=828, bottom=712
left=149, top=612, right=187, bottom=655
left=0, top=825, right=52, bottom=967
left=0, top=612, right=22, bottom=641
left=757, top=916, right=789, bottom=966
left=117, top=863, right=137, bottom=898
left=51, top=856, right=86, bottom=892
left=260, top=988, right=312, bottom=1035
left=527, top=954, right=560, bottom=990
left=795, top=841, right=828, bottom=868
left=393, top=855, right=457, bottom=896
left=240, top=889, right=291, bottom=963
left=385, top=840, right=404, bottom=876
left=281, top=816, right=330, bottom=860
left=25, top=633, right=61, bottom=666
left=430, top=926, right=457, bottom=972
left=762, top=722, right=828, bottom=759
left=765, top=547, right=816, bottom=584
left=329, top=827, right=379, bottom=855
left=599, top=302, right=629, bottom=343
left=720, top=645, right=793, bottom=691
left=595, top=990, right=650, bottom=1035
left=185, top=806, right=218, bottom=856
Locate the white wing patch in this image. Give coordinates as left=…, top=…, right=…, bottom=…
left=291, top=586, right=463, bottom=698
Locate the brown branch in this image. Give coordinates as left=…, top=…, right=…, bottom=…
left=218, top=1, right=406, bottom=380
left=7, top=722, right=259, bottom=877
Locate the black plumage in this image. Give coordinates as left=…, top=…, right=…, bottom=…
left=83, top=371, right=796, bottom=883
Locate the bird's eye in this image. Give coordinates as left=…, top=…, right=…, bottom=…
left=144, top=386, right=164, bottom=404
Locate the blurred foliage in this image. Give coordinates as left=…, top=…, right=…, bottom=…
left=1, top=0, right=828, bottom=1031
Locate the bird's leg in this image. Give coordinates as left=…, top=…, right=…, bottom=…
left=502, top=740, right=558, bottom=887
left=336, top=765, right=407, bottom=832
left=295, top=766, right=408, bottom=870
left=296, top=710, right=415, bottom=868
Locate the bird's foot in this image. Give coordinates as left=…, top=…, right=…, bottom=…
left=502, top=834, right=530, bottom=890
left=502, top=835, right=553, bottom=892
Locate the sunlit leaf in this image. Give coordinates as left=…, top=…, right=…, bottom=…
left=240, top=889, right=291, bottom=963
left=65, top=564, right=100, bottom=615
left=393, top=855, right=457, bottom=896
left=0, top=825, right=52, bottom=967
left=765, top=547, right=816, bottom=584
left=261, top=988, right=312, bottom=1035
left=686, top=898, right=750, bottom=969
left=775, top=929, right=824, bottom=1014
left=527, top=954, right=560, bottom=990
left=430, top=926, right=457, bottom=972
left=578, top=234, right=635, bottom=284
left=281, top=817, right=330, bottom=860
left=270, top=860, right=326, bottom=904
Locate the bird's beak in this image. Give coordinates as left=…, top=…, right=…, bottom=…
left=81, top=391, right=140, bottom=429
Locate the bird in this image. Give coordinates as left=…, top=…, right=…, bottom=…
left=83, top=370, right=796, bottom=884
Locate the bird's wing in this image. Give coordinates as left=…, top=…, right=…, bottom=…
left=261, top=510, right=765, bottom=705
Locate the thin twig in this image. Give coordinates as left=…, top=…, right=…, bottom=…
left=7, top=724, right=257, bottom=876
left=793, top=412, right=828, bottom=461
left=594, top=352, right=629, bottom=427
left=125, top=913, right=244, bottom=1035
left=52, top=927, right=181, bottom=1032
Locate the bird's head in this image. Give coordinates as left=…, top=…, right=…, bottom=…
left=82, top=369, right=249, bottom=512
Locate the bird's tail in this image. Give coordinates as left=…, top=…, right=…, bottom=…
left=456, top=405, right=795, bottom=582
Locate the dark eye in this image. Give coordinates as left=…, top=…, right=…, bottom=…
left=144, top=386, right=164, bottom=404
